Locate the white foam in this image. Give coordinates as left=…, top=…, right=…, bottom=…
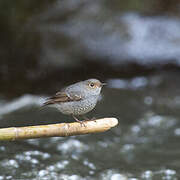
left=0, top=95, right=45, bottom=116
left=56, top=12, right=180, bottom=65
left=122, top=14, right=180, bottom=64
left=107, top=77, right=148, bottom=90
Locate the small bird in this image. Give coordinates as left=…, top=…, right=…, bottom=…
left=43, top=79, right=106, bottom=123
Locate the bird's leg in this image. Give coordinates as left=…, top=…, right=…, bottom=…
left=72, top=115, right=86, bottom=127
left=72, top=114, right=81, bottom=122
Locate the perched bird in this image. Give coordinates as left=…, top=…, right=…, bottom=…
left=43, top=79, right=106, bottom=123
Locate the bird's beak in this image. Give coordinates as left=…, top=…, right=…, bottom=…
left=101, top=83, right=106, bottom=87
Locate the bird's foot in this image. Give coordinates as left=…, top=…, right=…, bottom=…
left=79, top=121, right=86, bottom=127
left=72, top=115, right=86, bottom=127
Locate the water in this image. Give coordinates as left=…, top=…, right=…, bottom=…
left=0, top=72, right=180, bottom=179
left=1, top=0, right=180, bottom=179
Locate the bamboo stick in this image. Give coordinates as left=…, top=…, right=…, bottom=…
left=0, top=118, right=118, bottom=141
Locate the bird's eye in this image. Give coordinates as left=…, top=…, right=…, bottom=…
left=89, top=83, right=95, bottom=88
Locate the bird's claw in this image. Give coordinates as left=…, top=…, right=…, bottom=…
left=72, top=115, right=86, bottom=127
left=79, top=121, right=86, bottom=127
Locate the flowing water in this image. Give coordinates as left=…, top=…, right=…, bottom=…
left=1, top=0, right=180, bottom=179
left=0, top=72, right=180, bottom=179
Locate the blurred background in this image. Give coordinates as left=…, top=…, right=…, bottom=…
left=0, top=0, right=180, bottom=179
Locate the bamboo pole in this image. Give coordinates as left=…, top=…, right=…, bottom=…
left=0, top=118, right=118, bottom=141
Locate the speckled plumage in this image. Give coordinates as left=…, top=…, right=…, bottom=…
left=43, top=79, right=105, bottom=122
left=54, top=95, right=99, bottom=115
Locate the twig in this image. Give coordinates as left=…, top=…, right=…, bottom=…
left=0, top=118, right=118, bottom=141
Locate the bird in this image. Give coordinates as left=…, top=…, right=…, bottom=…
left=43, top=79, right=106, bottom=123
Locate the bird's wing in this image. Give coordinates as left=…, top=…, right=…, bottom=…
left=43, top=91, right=82, bottom=106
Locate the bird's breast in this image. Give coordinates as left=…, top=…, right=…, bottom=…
left=56, top=95, right=99, bottom=115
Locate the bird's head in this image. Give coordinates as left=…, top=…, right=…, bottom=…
left=83, top=79, right=106, bottom=96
